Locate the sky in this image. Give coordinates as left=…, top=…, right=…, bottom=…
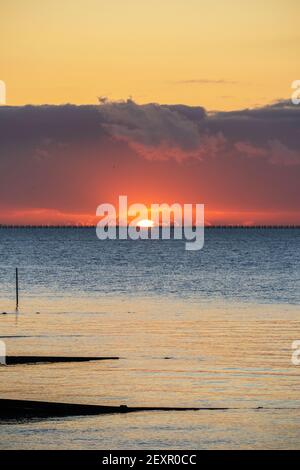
left=1, top=0, right=299, bottom=109
left=0, top=0, right=299, bottom=225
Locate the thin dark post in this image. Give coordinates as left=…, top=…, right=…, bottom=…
left=16, top=268, right=19, bottom=310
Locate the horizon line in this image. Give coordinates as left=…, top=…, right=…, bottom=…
left=0, top=224, right=299, bottom=229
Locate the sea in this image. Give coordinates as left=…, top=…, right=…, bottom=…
left=0, top=227, right=299, bottom=449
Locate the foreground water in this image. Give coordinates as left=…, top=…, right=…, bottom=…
left=0, top=228, right=299, bottom=449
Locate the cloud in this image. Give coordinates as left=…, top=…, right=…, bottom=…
left=97, top=99, right=207, bottom=160
left=175, top=79, right=238, bottom=85
left=268, top=140, right=300, bottom=166
left=0, top=99, right=299, bottom=223
left=96, top=98, right=300, bottom=166
left=1, top=99, right=299, bottom=166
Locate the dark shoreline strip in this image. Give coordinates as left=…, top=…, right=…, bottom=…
left=0, top=400, right=299, bottom=421
left=5, top=356, right=119, bottom=365
left=0, top=399, right=226, bottom=420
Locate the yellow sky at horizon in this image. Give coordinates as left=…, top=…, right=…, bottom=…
left=1, top=0, right=299, bottom=110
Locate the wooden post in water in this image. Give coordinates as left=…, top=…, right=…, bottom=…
left=15, top=268, right=19, bottom=310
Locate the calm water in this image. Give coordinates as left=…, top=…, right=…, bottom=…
left=0, top=228, right=299, bottom=305
left=0, top=228, right=299, bottom=449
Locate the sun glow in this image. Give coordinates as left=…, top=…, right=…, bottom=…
left=136, top=219, right=155, bottom=228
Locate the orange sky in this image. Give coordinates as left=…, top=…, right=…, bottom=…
left=1, top=0, right=300, bottom=110
left=1, top=208, right=299, bottom=226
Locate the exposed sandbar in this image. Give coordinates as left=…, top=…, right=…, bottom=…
left=5, top=356, right=119, bottom=365
left=0, top=399, right=228, bottom=420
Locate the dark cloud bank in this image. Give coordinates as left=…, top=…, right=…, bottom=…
left=0, top=99, right=299, bottom=223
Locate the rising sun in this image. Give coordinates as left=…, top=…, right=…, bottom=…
left=137, top=219, right=155, bottom=228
